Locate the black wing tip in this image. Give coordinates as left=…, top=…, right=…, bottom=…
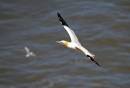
left=57, top=12, right=69, bottom=27
left=91, top=58, right=101, bottom=67
left=57, top=12, right=60, bottom=17
left=87, top=56, right=101, bottom=67
left=57, top=12, right=60, bottom=18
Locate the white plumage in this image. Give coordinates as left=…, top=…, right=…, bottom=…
left=57, top=12, right=100, bottom=66
left=24, top=46, right=36, bottom=58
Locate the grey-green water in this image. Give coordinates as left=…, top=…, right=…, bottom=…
left=0, top=0, right=130, bottom=88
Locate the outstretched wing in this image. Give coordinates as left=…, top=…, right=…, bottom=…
left=57, top=12, right=81, bottom=45
left=24, top=46, right=30, bottom=53
left=77, top=46, right=101, bottom=66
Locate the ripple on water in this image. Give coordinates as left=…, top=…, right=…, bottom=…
left=0, top=0, right=130, bottom=88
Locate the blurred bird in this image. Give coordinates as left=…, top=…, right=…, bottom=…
left=57, top=12, right=100, bottom=66
left=24, top=46, right=36, bottom=58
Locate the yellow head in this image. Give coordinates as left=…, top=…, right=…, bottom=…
left=56, top=40, right=69, bottom=47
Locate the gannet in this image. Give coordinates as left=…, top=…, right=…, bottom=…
left=57, top=12, right=100, bottom=66
left=24, top=46, right=36, bottom=58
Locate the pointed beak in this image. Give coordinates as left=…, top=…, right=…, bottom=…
left=56, top=41, right=60, bottom=43
left=56, top=41, right=62, bottom=44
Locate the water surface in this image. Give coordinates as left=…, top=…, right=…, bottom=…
left=0, top=0, right=130, bottom=88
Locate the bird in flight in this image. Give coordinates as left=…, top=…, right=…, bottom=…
left=57, top=12, right=100, bottom=66
left=24, top=46, right=36, bottom=58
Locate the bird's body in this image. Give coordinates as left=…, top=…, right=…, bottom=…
left=57, top=12, right=100, bottom=66
left=24, top=46, right=36, bottom=58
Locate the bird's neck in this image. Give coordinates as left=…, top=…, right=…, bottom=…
left=63, top=41, right=70, bottom=47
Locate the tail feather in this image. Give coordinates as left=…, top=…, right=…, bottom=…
left=57, top=12, right=69, bottom=27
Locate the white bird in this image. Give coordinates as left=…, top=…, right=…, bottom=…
left=24, top=46, right=36, bottom=58
left=57, top=12, right=100, bottom=66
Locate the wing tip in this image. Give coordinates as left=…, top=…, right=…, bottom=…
left=57, top=12, right=60, bottom=17
left=57, top=12, right=69, bottom=27
left=87, top=55, right=101, bottom=67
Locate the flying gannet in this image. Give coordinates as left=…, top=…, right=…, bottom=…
left=57, top=12, right=100, bottom=66
left=24, top=46, right=36, bottom=58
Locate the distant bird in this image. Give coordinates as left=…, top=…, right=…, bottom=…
left=24, top=46, right=36, bottom=58
left=57, top=12, right=100, bottom=66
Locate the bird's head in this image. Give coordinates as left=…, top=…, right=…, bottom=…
left=56, top=40, right=69, bottom=47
